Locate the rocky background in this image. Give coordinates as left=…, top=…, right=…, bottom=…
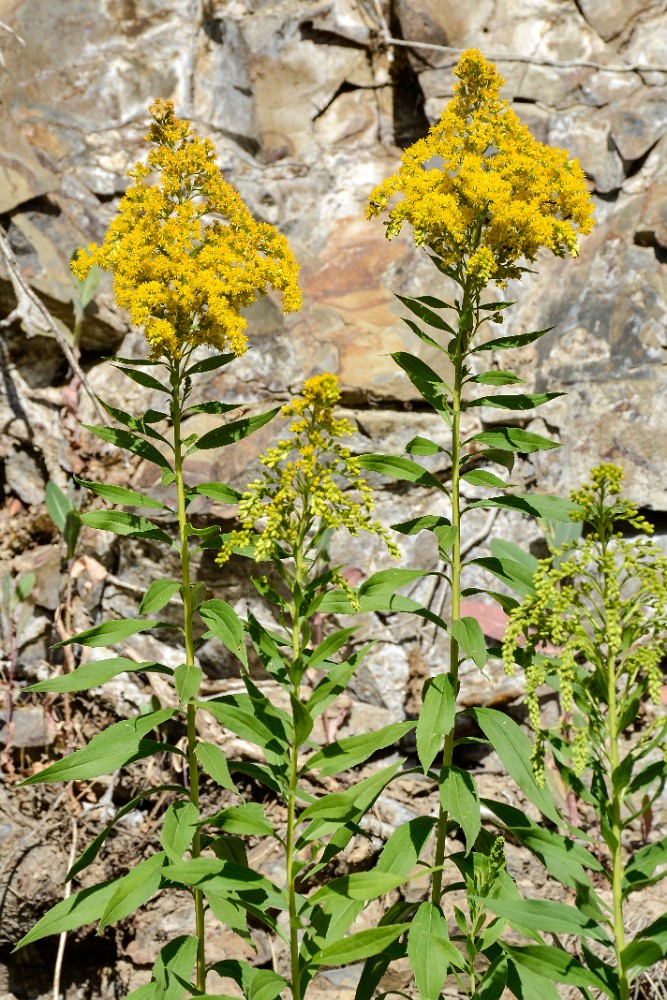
left=1, top=1, right=667, bottom=998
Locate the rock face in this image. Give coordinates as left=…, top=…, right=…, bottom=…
left=1, top=1, right=667, bottom=997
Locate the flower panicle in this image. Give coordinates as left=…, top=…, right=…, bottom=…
left=71, top=100, right=301, bottom=361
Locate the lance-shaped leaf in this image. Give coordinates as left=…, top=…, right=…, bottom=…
left=405, top=435, right=447, bottom=456
left=161, top=802, right=200, bottom=863
left=203, top=802, right=274, bottom=838
left=14, top=879, right=118, bottom=949
left=503, top=944, right=611, bottom=992
left=114, top=365, right=169, bottom=393
left=408, top=902, right=460, bottom=999
left=81, top=510, right=175, bottom=546
left=195, top=740, right=236, bottom=791
left=311, top=924, right=410, bottom=966
left=307, top=626, right=357, bottom=670
left=198, top=695, right=289, bottom=763
left=21, top=708, right=176, bottom=784
left=484, top=897, right=612, bottom=943
left=467, top=428, right=559, bottom=453
left=304, top=721, right=414, bottom=777
left=53, top=618, right=163, bottom=649
left=190, top=407, right=280, bottom=453
left=193, top=481, right=242, bottom=504
left=199, top=599, right=248, bottom=667
left=357, top=454, right=446, bottom=491
left=165, top=858, right=287, bottom=911
left=140, top=580, right=181, bottom=615
left=466, top=392, right=563, bottom=410
left=401, top=316, right=444, bottom=351
left=395, top=293, right=455, bottom=332
left=27, top=657, right=171, bottom=693
left=310, top=870, right=408, bottom=905
left=98, top=851, right=167, bottom=930
left=97, top=398, right=169, bottom=443
left=451, top=615, right=487, bottom=668
left=391, top=351, right=451, bottom=407
left=472, top=327, right=554, bottom=352
left=392, top=514, right=451, bottom=536
left=623, top=835, right=667, bottom=896
left=184, top=352, right=235, bottom=376
left=76, top=478, right=171, bottom=510
left=461, top=469, right=511, bottom=488
left=466, top=494, right=579, bottom=522
left=152, top=935, right=199, bottom=1000
left=306, top=646, right=371, bottom=719
left=82, top=423, right=172, bottom=469
left=416, top=674, right=456, bottom=774
left=469, top=555, right=536, bottom=598
left=207, top=960, right=288, bottom=1000
left=439, top=765, right=480, bottom=851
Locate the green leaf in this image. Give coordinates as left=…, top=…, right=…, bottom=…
left=14, top=879, right=118, bottom=949
left=472, top=327, right=554, bottom=353
left=466, top=495, right=579, bottom=522
left=76, top=478, right=170, bottom=510
left=503, top=944, right=610, bottom=992
left=193, top=482, right=242, bottom=504
left=204, top=803, right=274, bottom=838
left=306, top=647, right=371, bottom=719
left=21, top=708, right=175, bottom=784
left=461, top=469, right=510, bottom=488
left=82, top=423, right=172, bottom=469
left=391, top=514, right=451, bottom=536
left=359, top=567, right=430, bottom=596
left=207, top=961, right=288, bottom=1000
left=451, top=616, right=487, bottom=668
left=199, top=695, right=289, bottom=764
left=27, top=656, right=171, bottom=693
left=469, top=555, right=536, bottom=598
left=466, top=392, right=563, bottom=410
left=199, top=599, right=248, bottom=668
left=490, top=539, right=538, bottom=577
left=98, top=851, right=167, bottom=930
left=184, top=352, right=235, bottom=376
left=469, top=708, right=561, bottom=825
left=165, top=858, right=287, bottom=911
left=391, top=351, right=450, bottom=405
left=304, top=722, right=414, bottom=777
left=485, top=897, right=611, bottom=943
left=506, top=957, right=561, bottom=1000
left=140, top=580, right=181, bottom=615
left=377, top=816, right=436, bottom=876
left=623, top=834, right=667, bottom=896
left=195, top=741, right=236, bottom=791
left=311, top=924, right=410, bottom=966
left=193, top=407, right=280, bottom=453
left=45, top=481, right=72, bottom=532
left=153, top=935, right=199, bottom=1000
left=417, top=674, right=456, bottom=773
left=98, top=398, right=168, bottom=443
left=622, top=935, right=667, bottom=980
left=115, top=366, right=169, bottom=393
left=357, top=453, right=446, bottom=491
left=53, top=617, right=162, bottom=649
left=161, top=802, right=199, bottom=863
left=311, top=871, right=407, bottom=904
left=308, top=626, right=357, bottom=670
left=440, top=766, right=480, bottom=851
left=81, top=510, right=175, bottom=546
left=395, top=293, right=455, bottom=332
left=467, top=428, right=558, bottom=454
left=469, top=371, right=524, bottom=386
left=400, top=316, right=444, bottom=351
left=405, top=435, right=445, bottom=456
left=408, top=903, right=458, bottom=999
left=174, top=664, right=203, bottom=704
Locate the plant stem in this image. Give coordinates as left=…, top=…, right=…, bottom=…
left=607, top=647, right=628, bottom=1000
left=431, top=302, right=464, bottom=905
left=286, top=541, right=306, bottom=1000
left=172, top=365, right=207, bottom=994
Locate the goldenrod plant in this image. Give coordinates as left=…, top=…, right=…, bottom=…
left=502, top=465, right=667, bottom=999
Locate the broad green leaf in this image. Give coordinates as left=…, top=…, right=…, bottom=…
left=359, top=567, right=430, bottom=596
left=27, top=657, right=170, bottom=693
left=408, top=903, right=458, bottom=999
left=165, top=858, right=287, bottom=910
left=467, top=495, right=579, bottom=522
left=357, top=454, right=446, bottom=491
left=207, top=960, right=287, bottom=1000
left=467, top=428, right=558, bottom=454
left=376, top=816, right=436, bottom=876
left=185, top=401, right=240, bottom=415
left=193, top=407, right=280, bottom=452
left=205, top=890, right=252, bottom=944
left=81, top=510, right=174, bottom=546
left=21, top=708, right=175, bottom=784
left=484, top=897, right=611, bottom=942
left=68, top=785, right=187, bottom=880
left=466, top=392, right=563, bottom=410
left=623, top=834, right=667, bottom=896
left=199, top=696, right=289, bottom=763
left=472, top=327, right=554, bottom=353
left=469, top=708, right=561, bottom=825
left=304, top=722, right=414, bottom=777
left=205, top=802, right=274, bottom=837
left=503, top=944, right=610, bottom=992
left=82, top=423, right=172, bottom=469
left=53, top=617, right=162, bottom=649
left=184, top=352, right=235, bottom=376
left=416, top=674, right=456, bottom=773
left=153, top=935, right=199, bottom=1000
left=506, top=958, right=562, bottom=1000
left=45, top=481, right=72, bottom=531
left=195, top=741, right=236, bottom=791
left=98, top=851, right=167, bottom=930
left=451, top=616, right=487, bottom=668
left=76, top=478, right=170, bottom=510
left=391, top=514, right=451, bottom=536
left=311, top=924, right=410, bottom=966
left=469, top=555, right=536, bottom=598
left=308, top=626, right=357, bottom=670
left=193, top=482, right=242, bottom=504
left=115, top=366, right=169, bottom=393
left=173, top=664, right=203, bottom=704
left=310, top=871, right=407, bottom=904
left=14, top=879, right=118, bottom=949
left=123, top=982, right=163, bottom=1000
left=405, top=435, right=445, bottom=456
left=140, top=580, right=181, bottom=615
left=98, top=398, right=168, bottom=443
left=161, top=802, right=199, bottom=863
left=469, top=370, right=523, bottom=385
left=490, top=539, right=538, bottom=577
left=395, top=293, right=455, bottom=332
left=390, top=351, right=450, bottom=406
left=440, top=766, right=480, bottom=851
left=461, top=469, right=510, bottom=488
left=199, top=599, right=248, bottom=667
left=622, top=937, right=667, bottom=980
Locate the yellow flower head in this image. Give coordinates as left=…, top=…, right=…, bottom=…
left=216, top=373, right=399, bottom=566
left=72, top=100, right=302, bottom=359
left=367, top=50, right=594, bottom=284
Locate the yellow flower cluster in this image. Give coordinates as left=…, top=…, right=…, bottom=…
left=72, top=100, right=301, bottom=359
left=216, top=373, right=399, bottom=566
left=367, top=49, right=594, bottom=284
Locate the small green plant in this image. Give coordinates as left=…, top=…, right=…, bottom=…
left=503, top=464, right=667, bottom=999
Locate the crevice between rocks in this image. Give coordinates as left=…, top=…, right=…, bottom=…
left=387, top=0, right=431, bottom=147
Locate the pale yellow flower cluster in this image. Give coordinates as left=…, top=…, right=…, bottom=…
left=367, top=50, right=595, bottom=284
left=72, top=100, right=301, bottom=359
left=216, top=373, right=399, bottom=567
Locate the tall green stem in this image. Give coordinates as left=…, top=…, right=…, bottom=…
left=606, top=647, right=628, bottom=1000
left=431, top=294, right=465, bottom=905
left=171, top=364, right=207, bottom=993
